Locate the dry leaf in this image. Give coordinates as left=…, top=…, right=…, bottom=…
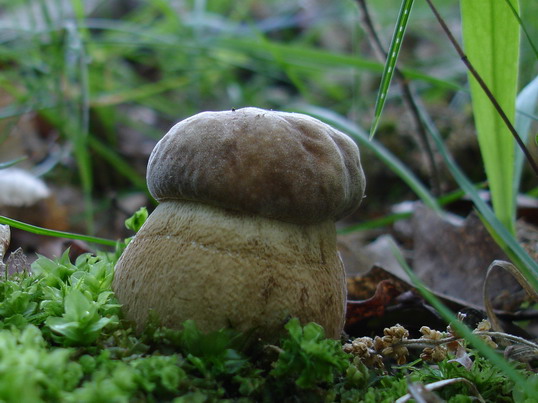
left=447, top=343, right=473, bottom=370
left=504, top=344, right=538, bottom=364
left=398, top=381, right=444, bottom=403
left=396, top=378, right=485, bottom=403
left=345, top=265, right=452, bottom=336
left=483, top=260, right=538, bottom=334
left=347, top=265, right=411, bottom=300
left=409, top=205, right=519, bottom=308
left=346, top=279, right=404, bottom=327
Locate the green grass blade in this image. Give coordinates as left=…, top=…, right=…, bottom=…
left=0, top=157, right=27, bottom=169
left=294, top=105, right=440, bottom=212
left=54, top=17, right=94, bottom=234
left=0, top=216, right=117, bottom=247
left=416, top=104, right=538, bottom=291
left=87, top=136, right=148, bottom=191
left=503, top=0, right=538, bottom=59
left=390, top=241, right=534, bottom=396
left=369, top=0, right=414, bottom=138
left=338, top=183, right=487, bottom=234
left=218, top=37, right=460, bottom=91
left=90, top=76, right=189, bottom=107
left=338, top=212, right=411, bottom=234
left=461, top=0, right=520, bottom=234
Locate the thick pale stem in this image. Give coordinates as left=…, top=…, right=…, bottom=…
left=113, top=200, right=346, bottom=340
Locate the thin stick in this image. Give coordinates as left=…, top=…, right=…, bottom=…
left=425, top=0, right=538, bottom=177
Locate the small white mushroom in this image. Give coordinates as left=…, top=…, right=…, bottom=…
left=113, top=107, right=365, bottom=341
left=0, top=168, right=50, bottom=207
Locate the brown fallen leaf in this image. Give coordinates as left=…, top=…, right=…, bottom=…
left=345, top=263, right=489, bottom=337
left=345, top=265, right=449, bottom=337
left=483, top=260, right=538, bottom=339
left=346, top=279, right=404, bottom=327
left=408, top=205, right=520, bottom=308
left=347, top=264, right=410, bottom=300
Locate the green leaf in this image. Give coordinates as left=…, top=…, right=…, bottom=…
left=461, top=0, right=520, bottom=234
left=0, top=216, right=117, bottom=247
left=125, top=207, right=149, bottom=232
left=63, top=289, right=93, bottom=322
left=271, top=319, right=350, bottom=389
left=370, top=0, right=414, bottom=137
left=45, top=288, right=117, bottom=346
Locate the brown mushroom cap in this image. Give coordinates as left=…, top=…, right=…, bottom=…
left=147, top=107, right=365, bottom=224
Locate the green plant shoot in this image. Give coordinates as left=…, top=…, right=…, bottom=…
left=124, top=207, right=149, bottom=233
left=461, top=0, right=520, bottom=234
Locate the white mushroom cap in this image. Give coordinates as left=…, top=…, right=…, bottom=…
left=0, top=168, right=50, bottom=207
left=147, top=107, right=365, bottom=224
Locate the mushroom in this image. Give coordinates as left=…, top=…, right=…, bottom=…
left=113, top=107, right=365, bottom=341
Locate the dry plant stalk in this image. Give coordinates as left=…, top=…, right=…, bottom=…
left=344, top=316, right=538, bottom=370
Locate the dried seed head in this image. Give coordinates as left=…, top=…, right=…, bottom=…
left=420, top=345, right=448, bottom=362
left=473, top=319, right=498, bottom=349
left=377, top=324, right=410, bottom=365
left=344, top=337, right=384, bottom=369
left=420, top=326, right=444, bottom=341
left=475, top=319, right=492, bottom=332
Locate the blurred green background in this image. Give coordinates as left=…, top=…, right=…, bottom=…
left=0, top=0, right=536, bottom=240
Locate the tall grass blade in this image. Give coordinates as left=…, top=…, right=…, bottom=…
left=390, top=241, right=535, bottom=396
left=63, top=13, right=93, bottom=233
left=369, top=0, right=414, bottom=138
left=217, top=37, right=460, bottom=91
left=503, top=0, right=538, bottom=59
left=87, top=136, right=148, bottom=191
left=415, top=104, right=538, bottom=291
left=461, top=0, right=520, bottom=234
left=0, top=216, right=117, bottom=247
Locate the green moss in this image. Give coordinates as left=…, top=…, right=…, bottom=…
left=0, top=248, right=530, bottom=401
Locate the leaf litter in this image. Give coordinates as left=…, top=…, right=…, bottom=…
left=341, top=201, right=538, bottom=400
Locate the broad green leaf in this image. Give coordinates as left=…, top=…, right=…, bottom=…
left=461, top=0, right=520, bottom=234
left=503, top=0, right=538, bottom=59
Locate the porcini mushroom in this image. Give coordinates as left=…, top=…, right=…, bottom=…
left=113, top=107, right=365, bottom=341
